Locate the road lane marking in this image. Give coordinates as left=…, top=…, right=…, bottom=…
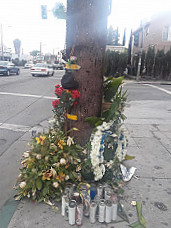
left=0, top=123, right=31, bottom=132
left=144, top=84, right=171, bottom=95
left=0, top=91, right=56, bottom=99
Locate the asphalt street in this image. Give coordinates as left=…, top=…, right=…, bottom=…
left=0, top=68, right=65, bottom=209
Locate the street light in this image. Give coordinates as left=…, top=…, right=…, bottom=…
left=0, top=24, right=12, bottom=60
left=39, top=42, right=46, bottom=62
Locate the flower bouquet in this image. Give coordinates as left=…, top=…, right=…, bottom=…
left=15, top=128, right=85, bottom=202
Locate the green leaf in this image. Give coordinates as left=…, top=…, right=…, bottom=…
left=36, top=179, right=42, bottom=190
left=136, top=202, right=146, bottom=227
left=125, top=154, right=135, bottom=160
left=42, top=187, right=48, bottom=196
left=129, top=221, right=145, bottom=228
left=130, top=202, right=146, bottom=228
left=117, top=202, right=129, bottom=223
left=72, top=171, right=78, bottom=179
left=104, top=76, right=124, bottom=102
left=85, top=116, right=104, bottom=127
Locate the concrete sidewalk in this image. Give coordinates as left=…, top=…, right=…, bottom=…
left=1, top=85, right=171, bottom=228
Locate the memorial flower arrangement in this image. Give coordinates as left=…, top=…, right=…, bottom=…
left=84, top=76, right=128, bottom=185
left=15, top=74, right=129, bottom=202
left=15, top=128, right=85, bottom=202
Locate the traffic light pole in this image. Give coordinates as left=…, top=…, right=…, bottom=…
left=1, top=24, right=4, bottom=60
left=136, top=24, right=144, bottom=82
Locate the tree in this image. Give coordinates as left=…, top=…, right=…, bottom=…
left=113, top=27, right=120, bottom=46
left=13, top=39, right=21, bottom=57
left=66, top=0, right=109, bottom=145
left=145, top=46, right=155, bottom=76
left=122, top=28, right=126, bottom=46
left=30, top=50, right=40, bottom=57
left=52, top=3, right=66, bottom=19
left=127, top=30, right=132, bottom=65
left=107, top=26, right=115, bottom=45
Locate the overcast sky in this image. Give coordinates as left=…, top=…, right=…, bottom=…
left=0, top=0, right=171, bottom=55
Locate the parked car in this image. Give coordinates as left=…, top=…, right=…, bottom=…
left=0, top=61, right=20, bottom=76
left=30, top=63, right=54, bottom=76
left=53, top=61, right=64, bottom=70
left=24, top=62, right=33, bottom=69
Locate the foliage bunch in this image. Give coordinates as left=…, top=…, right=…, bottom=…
left=15, top=128, right=85, bottom=202
left=105, top=50, right=128, bottom=77
left=52, top=3, right=66, bottom=19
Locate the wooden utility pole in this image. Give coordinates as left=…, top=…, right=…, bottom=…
left=66, top=0, right=110, bottom=145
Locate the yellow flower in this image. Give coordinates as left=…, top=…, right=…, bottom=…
left=36, top=136, right=46, bottom=145
left=23, top=189, right=27, bottom=196
left=27, top=157, right=35, bottom=168
left=42, top=170, right=53, bottom=180
left=56, top=172, right=65, bottom=183
left=58, top=140, right=66, bottom=150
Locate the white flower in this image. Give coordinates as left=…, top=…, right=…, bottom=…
left=65, top=175, right=69, bottom=181
left=19, top=181, right=26, bottom=189
left=53, top=182, right=59, bottom=188
left=53, top=162, right=60, bottom=167
left=27, top=193, right=30, bottom=198
left=32, top=189, right=36, bottom=196
left=23, top=152, right=29, bottom=158
left=106, top=160, right=113, bottom=168
left=49, top=118, right=56, bottom=125
left=60, top=158, right=66, bottom=165
left=67, top=136, right=74, bottom=147
left=45, top=156, right=49, bottom=161
left=76, top=166, right=81, bottom=172
left=44, top=199, right=55, bottom=206
left=50, top=167, right=57, bottom=178
left=36, top=154, right=41, bottom=160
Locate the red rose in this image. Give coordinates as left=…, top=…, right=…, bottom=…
left=69, top=90, right=81, bottom=99
left=52, top=99, right=60, bottom=108
left=73, top=100, right=78, bottom=106
left=55, top=87, right=65, bottom=96
left=55, top=84, right=60, bottom=88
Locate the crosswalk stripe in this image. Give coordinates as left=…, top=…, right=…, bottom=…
left=0, top=91, right=56, bottom=99
left=145, top=84, right=171, bottom=95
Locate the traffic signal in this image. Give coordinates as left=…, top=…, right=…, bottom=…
left=134, top=33, right=139, bottom=47
left=41, top=5, right=47, bottom=19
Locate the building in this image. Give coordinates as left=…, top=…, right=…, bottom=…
left=132, top=11, right=171, bottom=61
left=0, top=46, right=12, bottom=61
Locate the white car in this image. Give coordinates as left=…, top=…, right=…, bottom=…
left=30, top=63, right=54, bottom=76
left=24, top=63, right=33, bottom=69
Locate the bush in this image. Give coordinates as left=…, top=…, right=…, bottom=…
left=105, top=50, right=128, bottom=77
